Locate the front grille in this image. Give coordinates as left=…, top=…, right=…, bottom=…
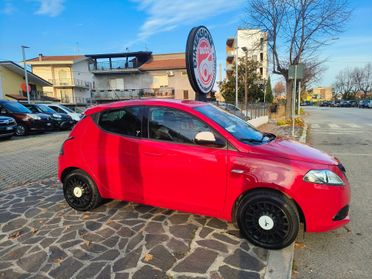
left=333, top=205, right=349, bottom=221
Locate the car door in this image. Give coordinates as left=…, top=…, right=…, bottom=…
left=139, top=106, right=228, bottom=218
left=83, top=106, right=144, bottom=201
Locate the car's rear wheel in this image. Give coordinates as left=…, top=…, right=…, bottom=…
left=63, top=170, right=102, bottom=211
left=236, top=190, right=300, bottom=250
left=16, top=124, right=27, bottom=136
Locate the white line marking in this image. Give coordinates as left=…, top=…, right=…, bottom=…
left=311, top=123, right=320, bottom=128
left=345, top=123, right=361, bottom=128
left=328, top=123, right=340, bottom=128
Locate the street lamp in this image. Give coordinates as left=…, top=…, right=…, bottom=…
left=234, top=46, right=239, bottom=108
left=241, top=47, right=248, bottom=113
left=21, top=46, right=30, bottom=104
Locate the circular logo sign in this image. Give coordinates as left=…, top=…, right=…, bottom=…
left=186, top=26, right=216, bottom=95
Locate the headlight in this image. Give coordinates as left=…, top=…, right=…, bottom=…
left=28, top=114, right=41, bottom=120
left=52, top=113, right=62, bottom=118
left=303, top=170, right=344, bottom=186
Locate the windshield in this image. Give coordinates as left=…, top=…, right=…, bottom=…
left=38, top=104, right=56, bottom=114
left=195, top=104, right=271, bottom=144
left=59, top=105, right=74, bottom=113
left=3, top=102, right=31, bottom=113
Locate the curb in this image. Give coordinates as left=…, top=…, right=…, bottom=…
left=264, top=243, right=294, bottom=279
left=299, top=122, right=308, bottom=143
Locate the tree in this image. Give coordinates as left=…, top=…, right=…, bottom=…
left=265, top=76, right=274, bottom=103
left=246, top=0, right=351, bottom=118
left=352, top=63, right=372, bottom=99
left=334, top=68, right=356, bottom=100
left=274, top=81, right=286, bottom=97
left=220, top=57, right=264, bottom=104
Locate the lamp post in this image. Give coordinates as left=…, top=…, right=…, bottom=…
left=21, top=46, right=30, bottom=104
left=241, top=47, right=248, bottom=114
left=234, top=46, right=239, bottom=108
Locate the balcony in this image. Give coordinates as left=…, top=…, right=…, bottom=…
left=48, top=78, right=93, bottom=89
left=89, top=60, right=141, bottom=74
left=92, top=87, right=175, bottom=102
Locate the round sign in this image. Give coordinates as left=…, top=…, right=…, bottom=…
left=186, top=26, right=216, bottom=95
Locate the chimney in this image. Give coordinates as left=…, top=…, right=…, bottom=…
left=38, top=53, right=43, bottom=61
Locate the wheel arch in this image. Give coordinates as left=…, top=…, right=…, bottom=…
left=231, top=187, right=306, bottom=231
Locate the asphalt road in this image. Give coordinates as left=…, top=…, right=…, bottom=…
left=0, top=131, right=68, bottom=190
left=294, top=107, right=372, bottom=279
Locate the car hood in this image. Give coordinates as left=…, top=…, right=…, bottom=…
left=252, top=137, right=338, bottom=165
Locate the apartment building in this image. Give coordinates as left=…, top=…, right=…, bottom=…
left=26, top=55, right=94, bottom=104
left=87, top=52, right=195, bottom=103
left=226, top=29, right=269, bottom=80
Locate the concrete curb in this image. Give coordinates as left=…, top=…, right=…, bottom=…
left=264, top=243, right=294, bottom=279
left=299, top=122, right=308, bottom=143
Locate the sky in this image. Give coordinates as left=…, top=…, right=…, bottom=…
left=1, top=0, right=371, bottom=88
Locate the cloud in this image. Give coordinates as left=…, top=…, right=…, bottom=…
left=132, top=0, right=244, bottom=41
left=2, top=0, right=15, bottom=15
left=34, top=0, right=65, bottom=17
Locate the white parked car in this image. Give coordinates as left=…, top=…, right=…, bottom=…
left=43, top=104, right=83, bottom=122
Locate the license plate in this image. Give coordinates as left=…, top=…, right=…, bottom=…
left=47, top=123, right=52, bottom=126
left=6, top=126, right=13, bottom=130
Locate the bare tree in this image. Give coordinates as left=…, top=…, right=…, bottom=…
left=334, top=68, right=356, bottom=100
left=353, top=63, right=372, bottom=99
left=246, top=0, right=351, bottom=118
left=274, top=81, right=286, bottom=97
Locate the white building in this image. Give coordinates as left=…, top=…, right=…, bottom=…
left=226, top=29, right=269, bottom=80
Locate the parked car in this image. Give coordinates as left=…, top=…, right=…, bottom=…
left=330, top=101, right=340, bottom=107
left=0, top=116, right=17, bottom=140
left=59, top=99, right=350, bottom=249
left=43, top=104, right=83, bottom=122
left=23, top=103, right=74, bottom=130
left=368, top=100, right=372, bottom=108
left=0, top=100, right=53, bottom=136
left=319, top=101, right=331, bottom=107
left=349, top=100, right=358, bottom=107
left=359, top=99, right=370, bottom=108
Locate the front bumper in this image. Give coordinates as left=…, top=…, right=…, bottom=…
left=0, top=124, right=17, bottom=137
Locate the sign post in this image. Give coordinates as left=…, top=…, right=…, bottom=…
left=186, top=26, right=216, bottom=101
left=288, top=63, right=304, bottom=137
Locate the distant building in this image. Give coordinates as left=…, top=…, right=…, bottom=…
left=0, top=61, right=52, bottom=101
left=226, top=29, right=269, bottom=80
left=309, top=87, right=333, bottom=101
left=26, top=55, right=94, bottom=104
left=87, top=52, right=195, bottom=103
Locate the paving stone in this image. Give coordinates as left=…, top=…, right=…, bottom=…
left=132, top=265, right=166, bottom=279
left=93, top=249, right=120, bottom=261
left=144, top=245, right=176, bottom=271
left=17, top=250, right=47, bottom=273
left=223, top=249, right=265, bottom=272
left=173, top=248, right=218, bottom=273
left=49, top=257, right=83, bottom=279
left=113, top=247, right=142, bottom=272
left=75, top=262, right=106, bottom=279
left=49, top=227, right=64, bottom=237
left=102, top=235, right=120, bottom=248
left=218, top=265, right=260, bottom=279
left=212, top=232, right=240, bottom=245
left=117, top=227, right=136, bottom=238
left=169, top=224, right=198, bottom=240
left=82, top=232, right=105, bottom=243
left=39, top=237, right=57, bottom=248
left=196, top=239, right=229, bottom=253
left=0, top=262, right=12, bottom=270
left=144, top=222, right=165, bottom=234
left=97, top=265, right=111, bottom=278
left=145, top=234, right=169, bottom=249
left=199, top=227, right=214, bottom=238
left=118, top=238, right=129, bottom=250
left=2, top=218, right=27, bottom=232
left=86, top=221, right=102, bottom=231
left=126, top=233, right=144, bottom=252
left=81, top=242, right=107, bottom=253
left=0, top=268, right=23, bottom=279
left=167, top=238, right=189, bottom=259
left=48, top=246, right=68, bottom=262
left=22, top=236, right=44, bottom=245
left=206, top=219, right=228, bottom=230
left=252, top=247, right=268, bottom=262
left=71, top=248, right=94, bottom=261
left=115, top=272, right=129, bottom=279
left=60, top=239, right=82, bottom=249
left=151, top=215, right=167, bottom=222
left=168, top=214, right=189, bottom=225
left=96, top=227, right=116, bottom=238
left=1, top=246, right=32, bottom=261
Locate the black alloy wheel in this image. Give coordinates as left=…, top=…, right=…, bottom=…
left=63, top=170, right=102, bottom=211
left=237, top=190, right=300, bottom=250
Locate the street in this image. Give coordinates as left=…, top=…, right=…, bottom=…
left=294, top=107, right=372, bottom=279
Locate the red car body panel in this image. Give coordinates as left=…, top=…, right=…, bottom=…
left=58, top=99, right=350, bottom=233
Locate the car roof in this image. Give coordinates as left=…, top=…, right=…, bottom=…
left=84, top=99, right=207, bottom=116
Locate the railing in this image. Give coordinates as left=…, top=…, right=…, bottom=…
left=89, top=60, right=138, bottom=71
left=60, top=96, right=92, bottom=104
left=92, top=87, right=175, bottom=101
left=239, top=102, right=269, bottom=120
left=48, top=78, right=93, bottom=88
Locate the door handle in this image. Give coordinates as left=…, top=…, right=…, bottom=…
left=231, top=169, right=244, bottom=174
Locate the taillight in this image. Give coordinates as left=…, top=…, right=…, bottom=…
left=59, top=136, right=74, bottom=155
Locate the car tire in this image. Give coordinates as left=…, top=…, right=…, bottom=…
left=236, top=190, right=300, bottom=250
left=63, top=169, right=102, bottom=211
left=15, top=124, right=28, bottom=136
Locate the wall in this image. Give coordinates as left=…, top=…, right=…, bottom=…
left=0, top=66, right=25, bottom=97
left=31, top=65, right=54, bottom=96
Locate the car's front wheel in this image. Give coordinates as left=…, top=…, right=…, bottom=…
left=236, top=190, right=300, bottom=250
left=16, top=124, right=27, bottom=136
left=63, top=169, right=102, bottom=211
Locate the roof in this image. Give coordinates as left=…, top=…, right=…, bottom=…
left=86, top=51, right=152, bottom=59
left=84, top=99, right=206, bottom=116
left=5, top=94, right=60, bottom=102
left=0, top=61, right=52, bottom=86
left=26, top=55, right=85, bottom=62
left=140, top=58, right=186, bottom=71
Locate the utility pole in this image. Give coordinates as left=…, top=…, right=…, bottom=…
left=235, top=46, right=239, bottom=108
left=21, top=46, right=30, bottom=104
left=242, top=47, right=248, bottom=114
left=298, top=81, right=301, bottom=115
left=292, top=65, right=298, bottom=137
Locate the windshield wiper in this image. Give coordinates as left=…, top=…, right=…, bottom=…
left=240, top=138, right=264, bottom=143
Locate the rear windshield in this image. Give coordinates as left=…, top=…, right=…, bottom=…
left=3, top=102, right=31, bottom=113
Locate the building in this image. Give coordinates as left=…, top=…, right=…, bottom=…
left=87, top=52, right=195, bottom=103
left=0, top=61, right=52, bottom=101
left=26, top=55, right=94, bottom=104
left=309, top=87, right=333, bottom=101
left=226, top=29, right=269, bottom=80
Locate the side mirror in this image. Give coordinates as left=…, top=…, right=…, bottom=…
left=194, top=131, right=225, bottom=147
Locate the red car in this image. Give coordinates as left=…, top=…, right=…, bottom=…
left=58, top=99, right=350, bottom=249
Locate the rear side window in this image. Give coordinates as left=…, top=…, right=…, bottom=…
left=49, top=106, right=65, bottom=114
left=99, top=106, right=142, bottom=137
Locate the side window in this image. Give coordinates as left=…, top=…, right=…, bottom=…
left=28, top=106, right=38, bottom=113
left=99, top=106, right=142, bottom=137
left=50, top=106, right=64, bottom=114
left=148, top=107, right=218, bottom=145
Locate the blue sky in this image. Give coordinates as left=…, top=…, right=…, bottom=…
left=1, top=0, right=371, bottom=87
